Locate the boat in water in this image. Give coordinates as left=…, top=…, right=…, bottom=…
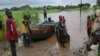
left=30, top=20, right=56, bottom=41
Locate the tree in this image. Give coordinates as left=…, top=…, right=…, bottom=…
left=47, top=5, right=53, bottom=10
left=78, top=4, right=84, bottom=7
left=47, top=5, right=59, bottom=10
left=11, top=7, right=19, bottom=11
left=77, top=3, right=91, bottom=10
left=65, top=5, right=78, bottom=9
left=57, top=6, right=64, bottom=10
left=84, top=3, right=91, bottom=7
left=92, top=5, right=97, bottom=10
left=19, top=5, right=31, bottom=10
left=82, top=6, right=89, bottom=10
left=78, top=3, right=91, bottom=8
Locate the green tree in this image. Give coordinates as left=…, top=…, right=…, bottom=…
left=78, top=4, right=84, bottom=7
left=78, top=3, right=91, bottom=8
left=57, top=6, right=64, bottom=10
left=82, top=6, right=89, bottom=10
left=47, top=5, right=53, bottom=10
left=11, top=7, right=19, bottom=11
left=92, top=5, right=97, bottom=11
left=84, top=3, right=91, bottom=7
left=19, top=5, right=31, bottom=10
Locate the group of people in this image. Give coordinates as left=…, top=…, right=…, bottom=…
left=1, top=7, right=99, bottom=56
left=3, top=7, right=100, bottom=56
left=87, top=10, right=100, bottom=56
left=5, top=9, right=32, bottom=56
left=4, top=8, right=70, bottom=56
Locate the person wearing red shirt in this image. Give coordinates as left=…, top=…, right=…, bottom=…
left=87, top=16, right=93, bottom=37
left=5, top=9, right=17, bottom=56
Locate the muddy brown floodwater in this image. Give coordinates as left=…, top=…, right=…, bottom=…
left=39, top=11, right=91, bottom=56
left=18, top=34, right=70, bottom=56
left=39, top=11, right=91, bottom=49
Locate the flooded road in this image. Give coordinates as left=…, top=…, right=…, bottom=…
left=16, top=11, right=91, bottom=56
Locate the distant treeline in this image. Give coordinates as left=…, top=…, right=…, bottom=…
left=0, top=3, right=99, bottom=11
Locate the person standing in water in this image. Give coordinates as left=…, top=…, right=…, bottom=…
left=87, top=16, right=93, bottom=37
left=55, top=16, right=66, bottom=48
left=43, top=6, right=47, bottom=21
left=87, top=10, right=100, bottom=56
left=5, top=9, right=18, bottom=56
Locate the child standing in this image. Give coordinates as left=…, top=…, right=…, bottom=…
left=21, top=15, right=31, bottom=47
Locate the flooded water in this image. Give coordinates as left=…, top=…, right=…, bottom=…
left=39, top=11, right=92, bottom=56
left=17, top=34, right=70, bottom=56
left=39, top=11, right=91, bottom=49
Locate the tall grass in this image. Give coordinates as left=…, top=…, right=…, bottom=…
left=0, top=9, right=39, bottom=41
left=0, top=8, right=61, bottom=41
left=0, top=13, right=6, bottom=41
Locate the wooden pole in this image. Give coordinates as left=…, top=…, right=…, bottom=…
left=80, top=0, right=82, bottom=31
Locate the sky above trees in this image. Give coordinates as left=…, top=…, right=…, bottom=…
left=0, top=0, right=97, bottom=9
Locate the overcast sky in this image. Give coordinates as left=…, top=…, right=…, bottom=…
left=0, top=0, right=97, bottom=9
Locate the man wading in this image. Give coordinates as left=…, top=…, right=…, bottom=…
left=55, top=16, right=67, bottom=48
